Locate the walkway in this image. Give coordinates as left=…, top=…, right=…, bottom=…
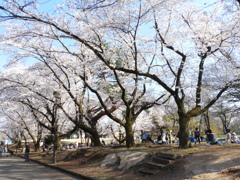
left=0, top=155, right=81, bottom=180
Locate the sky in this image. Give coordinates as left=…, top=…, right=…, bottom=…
left=0, top=0, right=63, bottom=71
left=0, top=0, right=223, bottom=71
left=0, top=57, right=7, bottom=71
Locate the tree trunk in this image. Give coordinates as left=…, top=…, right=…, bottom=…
left=203, top=112, right=211, bottom=130
left=125, top=122, right=135, bottom=147
left=178, top=113, right=191, bottom=148
left=34, top=141, right=41, bottom=152
left=54, top=136, right=62, bottom=151
left=91, top=130, right=102, bottom=146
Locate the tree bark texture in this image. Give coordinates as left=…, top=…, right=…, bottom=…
left=178, top=113, right=191, bottom=148
left=125, top=122, right=135, bottom=147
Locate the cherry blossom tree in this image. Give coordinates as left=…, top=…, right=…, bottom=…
left=0, top=0, right=168, bottom=147
left=1, top=102, right=44, bottom=152
left=211, top=99, right=239, bottom=133
left=99, top=1, right=240, bottom=148
left=0, top=64, right=79, bottom=150
left=0, top=41, right=119, bottom=147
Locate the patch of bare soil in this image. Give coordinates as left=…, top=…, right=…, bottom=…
left=29, top=144, right=240, bottom=180
left=182, top=145, right=240, bottom=180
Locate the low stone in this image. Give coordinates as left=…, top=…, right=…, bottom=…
left=118, top=151, right=149, bottom=170
left=116, top=151, right=133, bottom=157
left=101, top=153, right=120, bottom=167
left=101, top=151, right=150, bottom=171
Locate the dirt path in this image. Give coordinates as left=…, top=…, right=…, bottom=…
left=150, top=145, right=240, bottom=180
left=183, top=146, right=240, bottom=180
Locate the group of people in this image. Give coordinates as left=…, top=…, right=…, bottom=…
left=193, top=127, right=240, bottom=145
left=141, top=127, right=240, bottom=146
left=0, top=144, right=15, bottom=157
left=225, top=129, right=239, bottom=144
left=141, top=129, right=177, bottom=144
left=193, top=128, right=210, bottom=144
left=157, top=129, right=175, bottom=144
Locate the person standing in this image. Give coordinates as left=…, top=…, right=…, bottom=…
left=24, top=142, right=30, bottom=162
left=0, top=146, right=2, bottom=158
left=42, top=142, right=46, bottom=152
left=194, top=128, right=201, bottom=144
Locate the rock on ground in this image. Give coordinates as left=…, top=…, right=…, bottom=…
left=101, top=151, right=149, bottom=170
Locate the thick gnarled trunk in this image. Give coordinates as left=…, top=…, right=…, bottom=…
left=91, top=130, right=102, bottom=146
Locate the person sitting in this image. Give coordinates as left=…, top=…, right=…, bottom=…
left=161, top=130, right=168, bottom=144
left=206, top=129, right=217, bottom=144
left=101, top=140, right=106, bottom=146
left=225, top=129, right=232, bottom=145
left=157, top=134, right=162, bottom=144
left=8, top=149, right=15, bottom=157
left=147, top=135, right=154, bottom=143
left=141, top=134, right=149, bottom=143
left=231, top=132, right=239, bottom=143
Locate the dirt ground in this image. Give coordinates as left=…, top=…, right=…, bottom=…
left=28, top=143, right=240, bottom=180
